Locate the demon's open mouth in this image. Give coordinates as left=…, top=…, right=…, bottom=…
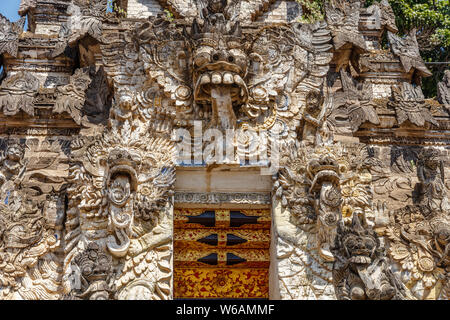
left=194, top=68, right=248, bottom=130
left=194, top=70, right=247, bottom=101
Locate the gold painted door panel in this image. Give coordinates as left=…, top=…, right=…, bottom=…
left=174, top=209, right=271, bottom=299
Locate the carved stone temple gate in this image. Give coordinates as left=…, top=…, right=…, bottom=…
left=0, top=0, right=449, bottom=300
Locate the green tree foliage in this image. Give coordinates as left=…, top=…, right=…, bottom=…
left=365, top=0, right=449, bottom=97
left=107, top=0, right=127, bottom=17
left=297, top=0, right=449, bottom=97
left=296, top=0, right=325, bottom=23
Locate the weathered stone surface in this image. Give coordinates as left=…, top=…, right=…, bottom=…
left=0, top=0, right=448, bottom=300
left=0, top=14, right=25, bottom=57
left=438, top=70, right=450, bottom=112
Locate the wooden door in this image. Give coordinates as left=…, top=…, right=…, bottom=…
left=173, top=208, right=271, bottom=299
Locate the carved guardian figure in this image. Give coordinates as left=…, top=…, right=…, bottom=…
left=332, top=214, right=409, bottom=300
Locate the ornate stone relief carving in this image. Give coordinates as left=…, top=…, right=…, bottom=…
left=437, top=70, right=450, bottom=112
left=388, top=82, right=438, bottom=127
left=387, top=29, right=432, bottom=78
left=1, top=0, right=449, bottom=301
left=273, top=142, right=383, bottom=299
left=54, top=68, right=93, bottom=125
left=53, top=66, right=111, bottom=125
left=100, top=2, right=333, bottom=166
left=369, top=146, right=418, bottom=208
left=376, top=148, right=450, bottom=300
left=328, top=69, right=380, bottom=133
left=64, top=242, right=113, bottom=300
left=332, top=213, right=410, bottom=300
left=356, top=50, right=408, bottom=86
left=174, top=192, right=271, bottom=205
left=0, top=71, right=39, bottom=116
left=0, top=14, right=25, bottom=57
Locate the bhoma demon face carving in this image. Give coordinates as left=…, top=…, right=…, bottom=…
left=191, top=14, right=248, bottom=130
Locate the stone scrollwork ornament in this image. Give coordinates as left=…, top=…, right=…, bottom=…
left=389, top=82, right=438, bottom=127
left=54, top=68, right=93, bottom=125
left=0, top=14, right=25, bottom=57
left=0, top=71, right=39, bottom=116
left=377, top=149, right=450, bottom=300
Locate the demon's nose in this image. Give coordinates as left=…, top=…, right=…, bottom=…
left=211, top=50, right=235, bottom=64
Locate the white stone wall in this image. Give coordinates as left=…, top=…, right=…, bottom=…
left=126, top=0, right=164, bottom=18
left=126, top=0, right=302, bottom=22
left=34, top=24, right=62, bottom=35
left=257, top=0, right=302, bottom=23
left=371, top=83, right=393, bottom=98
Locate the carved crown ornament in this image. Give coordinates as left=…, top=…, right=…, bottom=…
left=0, top=0, right=449, bottom=300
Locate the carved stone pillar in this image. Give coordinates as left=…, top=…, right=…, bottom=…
left=270, top=197, right=337, bottom=300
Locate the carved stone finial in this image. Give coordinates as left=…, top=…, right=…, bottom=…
left=18, top=0, right=37, bottom=16
left=388, top=29, right=432, bottom=78
left=329, top=69, right=380, bottom=132
left=0, top=14, right=25, bottom=57
left=389, top=82, right=438, bottom=127
left=52, top=0, right=107, bottom=58
left=325, top=0, right=367, bottom=52
left=379, top=0, right=397, bottom=33
left=437, top=70, right=450, bottom=111
left=367, top=0, right=398, bottom=34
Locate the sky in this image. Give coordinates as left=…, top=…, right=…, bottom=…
left=0, top=0, right=22, bottom=22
